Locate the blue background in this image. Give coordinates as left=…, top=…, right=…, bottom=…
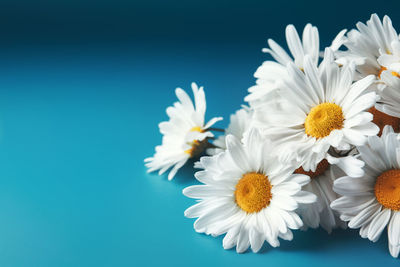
left=0, top=0, right=398, bottom=266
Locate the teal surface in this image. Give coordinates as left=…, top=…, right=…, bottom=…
left=0, top=0, right=398, bottom=266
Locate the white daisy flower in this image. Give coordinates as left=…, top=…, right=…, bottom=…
left=256, top=49, right=379, bottom=172
left=145, top=82, right=222, bottom=180
left=183, top=129, right=316, bottom=253
left=336, top=13, right=399, bottom=82
left=207, top=107, right=253, bottom=155
left=331, top=126, right=400, bottom=258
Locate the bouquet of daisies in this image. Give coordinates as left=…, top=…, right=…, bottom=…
left=145, top=14, right=400, bottom=257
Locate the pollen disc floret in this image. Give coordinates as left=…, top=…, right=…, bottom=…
left=375, top=169, right=400, bottom=211
left=305, top=103, right=344, bottom=138
left=235, top=172, right=272, bottom=213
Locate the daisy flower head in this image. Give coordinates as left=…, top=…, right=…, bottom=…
left=183, top=129, right=316, bottom=253
left=256, top=48, right=379, bottom=172
left=331, top=126, right=400, bottom=258
left=336, top=13, right=399, bottom=82
left=145, top=82, right=222, bottom=180
left=207, top=106, right=253, bottom=156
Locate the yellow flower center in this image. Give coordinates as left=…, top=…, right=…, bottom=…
left=184, top=126, right=207, bottom=157
left=374, top=169, right=400, bottom=211
left=369, top=107, right=400, bottom=136
left=234, top=172, right=272, bottom=213
left=304, top=103, right=344, bottom=139
left=294, top=159, right=329, bottom=179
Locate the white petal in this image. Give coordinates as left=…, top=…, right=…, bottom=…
left=333, top=176, right=374, bottom=196
left=183, top=185, right=233, bottom=198
left=289, top=174, right=311, bottom=186
left=367, top=209, right=391, bottom=242
left=292, top=191, right=317, bottom=204
left=272, top=182, right=301, bottom=196
left=389, top=211, right=400, bottom=247
left=389, top=243, right=400, bottom=258
left=271, top=195, right=298, bottom=211
left=348, top=203, right=381, bottom=228
left=249, top=228, right=264, bottom=253
left=226, top=135, right=250, bottom=172
left=204, top=117, right=223, bottom=129
left=223, top=225, right=240, bottom=250
left=236, top=225, right=250, bottom=253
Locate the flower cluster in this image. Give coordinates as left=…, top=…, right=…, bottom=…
left=145, top=14, right=400, bottom=257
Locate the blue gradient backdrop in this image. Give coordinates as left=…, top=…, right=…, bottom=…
left=0, top=0, right=399, bottom=266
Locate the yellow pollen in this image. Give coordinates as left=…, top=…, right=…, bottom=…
left=391, top=71, right=400, bottom=78
left=190, top=126, right=203, bottom=132
left=378, top=66, right=400, bottom=79
left=294, top=159, right=329, bottom=179
left=304, top=103, right=344, bottom=139
left=369, top=107, right=400, bottom=136
left=234, top=172, right=272, bottom=213
left=374, top=169, right=400, bottom=211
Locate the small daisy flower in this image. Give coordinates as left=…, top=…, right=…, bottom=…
left=255, top=49, right=379, bottom=171
left=331, top=126, right=400, bottom=258
left=207, top=107, right=253, bottom=155
left=183, top=129, right=316, bottom=253
left=336, top=13, right=399, bottom=82
left=145, top=83, right=222, bottom=180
